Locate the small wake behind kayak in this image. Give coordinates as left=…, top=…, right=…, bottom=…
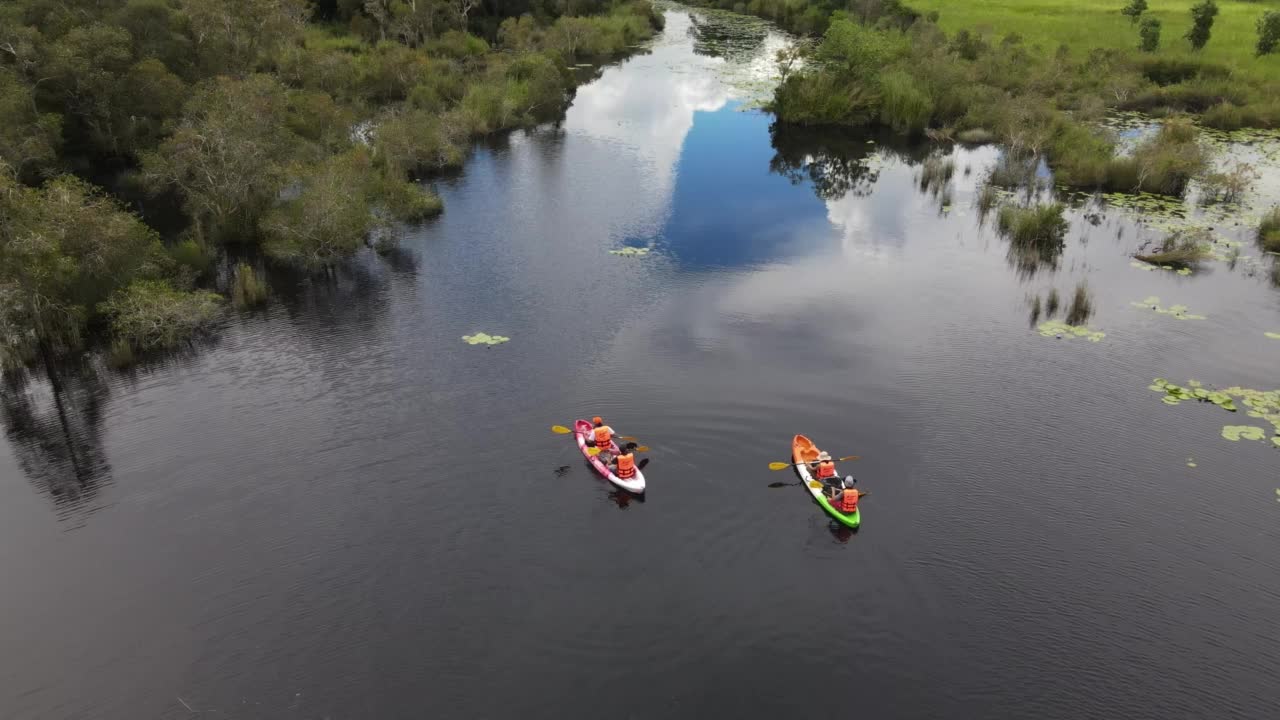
left=793, top=434, right=860, bottom=528
left=575, top=419, right=646, bottom=494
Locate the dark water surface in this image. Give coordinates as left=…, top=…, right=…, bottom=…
left=4, top=9, right=1280, bottom=719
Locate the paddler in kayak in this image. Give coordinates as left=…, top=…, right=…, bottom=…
left=590, top=416, right=616, bottom=462
left=809, top=451, right=838, bottom=484
left=826, top=476, right=860, bottom=515
left=609, top=442, right=638, bottom=480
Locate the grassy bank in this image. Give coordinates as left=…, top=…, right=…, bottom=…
left=909, top=0, right=1280, bottom=82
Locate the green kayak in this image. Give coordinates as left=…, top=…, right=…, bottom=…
left=793, top=434, right=861, bottom=528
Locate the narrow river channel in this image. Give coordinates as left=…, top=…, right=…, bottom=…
left=2, top=7, right=1278, bottom=719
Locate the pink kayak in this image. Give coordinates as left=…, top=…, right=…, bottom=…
left=574, top=419, right=646, bottom=494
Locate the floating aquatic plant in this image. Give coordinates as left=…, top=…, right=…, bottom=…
left=462, top=333, right=510, bottom=345
left=609, top=247, right=651, bottom=257
left=1222, top=425, right=1266, bottom=442
left=1151, top=379, right=1280, bottom=446
left=1130, top=296, right=1206, bottom=320
left=1266, top=332, right=1280, bottom=340
left=1037, top=320, right=1105, bottom=342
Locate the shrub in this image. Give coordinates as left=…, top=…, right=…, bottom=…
left=1139, top=17, right=1161, bottom=53
left=997, top=203, right=1069, bottom=255
left=1199, top=163, right=1256, bottom=204
left=1259, top=11, right=1280, bottom=57
left=879, top=70, right=933, bottom=133
left=1126, top=118, right=1208, bottom=195
left=169, top=239, right=214, bottom=281
left=372, top=109, right=467, bottom=177
left=1259, top=206, right=1280, bottom=252
left=1185, top=0, right=1219, bottom=51
left=1122, top=0, right=1148, bottom=26
left=1134, top=229, right=1212, bottom=267
left=427, top=31, right=489, bottom=59
left=1138, top=57, right=1230, bottom=86
left=957, top=128, right=995, bottom=144
left=231, top=263, right=268, bottom=308
left=102, top=280, right=223, bottom=351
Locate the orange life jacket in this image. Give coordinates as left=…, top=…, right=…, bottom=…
left=593, top=426, right=613, bottom=449
left=616, top=453, right=635, bottom=478
left=816, top=461, right=836, bottom=479
left=838, top=489, right=859, bottom=513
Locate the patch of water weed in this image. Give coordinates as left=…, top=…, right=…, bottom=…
left=1130, top=296, right=1206, bottom=320
left=998, top=203, right=1068, bottom=274
left=462, top=332, right=510, bottom=345
left=1134, top=228, right=1212, bottom=269
left=609, top=247, right=651, bottom=257
left=1151, top=379, right=1280, bottom=445
left=1063, top=282, right=1093, bottom=326
left=1266, top=332, right=1280, bottom=340
left=1037, top=320, right=1105, bottom=342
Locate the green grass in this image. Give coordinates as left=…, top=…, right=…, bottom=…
left=909, top=0, right=1280, bottom=81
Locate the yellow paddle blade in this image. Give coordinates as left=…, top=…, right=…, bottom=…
left=617, top=435, right=639, bottom=442
left=768, top=462, right=793, bottom=470
left=586, top=447, right=601, bottom=456
left=633, top=446, right=650, bottom=453
left=838, top=455, right=861, bottom=461
left=552, top=425, right=572, bottom=434
left=807, top=481, right=824, bottom=489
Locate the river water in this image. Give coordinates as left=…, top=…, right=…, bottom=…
left=3, top=8, right=1279, bottom=719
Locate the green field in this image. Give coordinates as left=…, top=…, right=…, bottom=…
left=908, top=0, right=1280, bottom=79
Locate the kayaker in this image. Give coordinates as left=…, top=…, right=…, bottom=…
left=810, top=451, right=838, bottom=483
left=611, top=443, right=638, bottom=480
left=827, top=476, right=860, bottom=515
left=591, top=416, right=615, bottom=460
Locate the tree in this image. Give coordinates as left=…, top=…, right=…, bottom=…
left=1121, top=0, right=1147, bottom=26
left=1259, top=11, right=1280, bottom=56
left=0, top=174, right=169, bottom=367
left=142, top=74, right=296, bottom=240
left=1185, top=0, right=1218, bottom=51
left=261, top=151, right=378, bottom=268
left=42, top=23, right=136, bottom=157
left=1139, top=17, right=1161, bottom=52
left=181, top=0, right=308, bottom=74
left=112, top=0, right=196, bottom=78
left=0, top=70, right=62, bottom=181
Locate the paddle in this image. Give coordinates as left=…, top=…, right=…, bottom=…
left=551, top=424, right=641, bottom=443
left=768, top=455, right=860, bottom=471
left=587, top=445, right=649, bottom=456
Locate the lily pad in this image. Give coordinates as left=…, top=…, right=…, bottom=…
left=462, top=332, right=510, bottom=345
left=1266, top=332, right=1280, bottom=340
left=609, top=247, right=651, bottom=257
left=1133, top=298, right=1206, bottom=320
left=1222, top=425, right=1266, bottom=442
left=1037, top=320, right=1105, bottom=342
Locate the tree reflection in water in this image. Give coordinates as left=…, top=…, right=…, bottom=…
left=1, top=362, right=112, bottom=522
